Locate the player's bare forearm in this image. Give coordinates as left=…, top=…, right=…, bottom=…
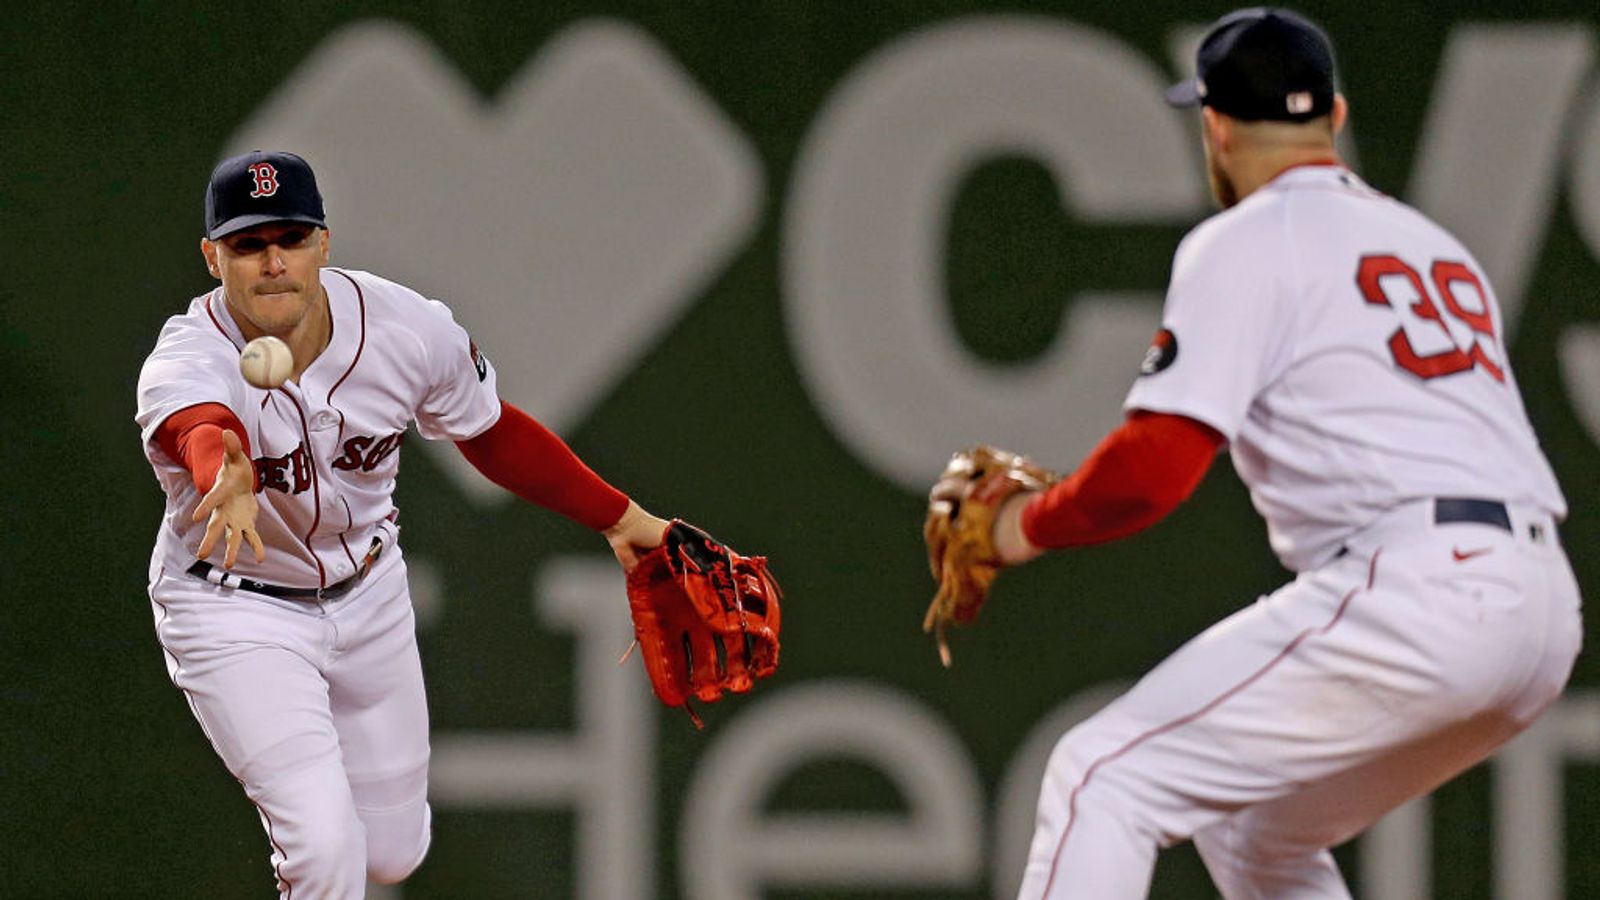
left=191, top=429, right=265, bottom=568
left=604, top=500, right=670, bottom=573
left=993, top=493, right=1046, bottom=565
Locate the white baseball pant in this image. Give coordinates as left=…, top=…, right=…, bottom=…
left=149, top=543, right=431, bottom=898
left=1018, top=499, right=1583, bottom=899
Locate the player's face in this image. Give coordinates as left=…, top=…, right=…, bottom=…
left=203, top=222, right=330, bottom=339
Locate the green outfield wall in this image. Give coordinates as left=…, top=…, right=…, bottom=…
left=3, top=2, right=1597, bottom=897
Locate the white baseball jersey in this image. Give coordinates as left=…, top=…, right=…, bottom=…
left=136, top=267, right=500, bottom=587
left=1022, top=162, right=1582, bottom=899
left=1124, top=163, right=1565, bottom=570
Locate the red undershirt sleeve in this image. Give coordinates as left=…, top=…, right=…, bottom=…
left=1021, top=410, right=1224, bottom=549
left=152, top=403, right=253, bottom=495
left=455, top=399, right=630, bottom=532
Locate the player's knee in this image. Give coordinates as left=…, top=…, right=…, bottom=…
left=364, top=801, right=432, bottom=884
left=1042, top=724, right=1109, bottom=797
left=1198, top=821, right=1329, bottom=867
left=285, top=812, right=368, bottom=893
left=366, top=828, right=429, bottom=884
left=251, top=766, right=368, bottom=893
left=1040, top=726, right=1166, bottom=833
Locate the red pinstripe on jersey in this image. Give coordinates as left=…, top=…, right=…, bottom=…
left=278, top=390, right=327, bottom=588
left=326, top=269, right=368, bottom=446
left=324, top=269, right=372, bottom=571
left=204, top=290, right=243, bottom=351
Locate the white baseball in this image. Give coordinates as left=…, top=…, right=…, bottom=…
left=239, top=336, right=294, bottom=389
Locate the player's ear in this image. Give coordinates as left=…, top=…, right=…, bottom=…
left=1201, top=107, right=1228, bottom=152
left=200, top=238, right=221, bottom=280
left=317, top=227, right=330, bottom=265
left=1330, top=94, right=1349, bottom=136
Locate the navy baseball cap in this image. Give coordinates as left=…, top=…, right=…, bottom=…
left=1165, top=8, right=1337, bottom=122
left=204, top=150, right=327, bottom=240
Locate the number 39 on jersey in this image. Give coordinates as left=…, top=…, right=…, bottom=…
left=1357, top=254, right=1505, bottom=383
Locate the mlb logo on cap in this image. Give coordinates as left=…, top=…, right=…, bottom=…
left=1165, top=7, right=1337, bottom=122
left=204, top=150, right=327, bottom=240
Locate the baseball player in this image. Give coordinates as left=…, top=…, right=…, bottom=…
left=135, top=151, right=675, bottom=897
left=927, top=9, right=1583, bottom=898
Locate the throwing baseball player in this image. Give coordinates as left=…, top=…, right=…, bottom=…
left=135, top=150, right=781, bottom=897
left=924, top=9, right=1583, bottom=898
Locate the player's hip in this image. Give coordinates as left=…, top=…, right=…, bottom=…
left=147, top=536, right=412, bottom=664
left=1334, top=498, right=1575, bottom=606
left=1299, top=501, right=1581, bottom=722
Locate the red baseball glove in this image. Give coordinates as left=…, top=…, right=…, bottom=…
left=624, top=520, right=782, bottom=727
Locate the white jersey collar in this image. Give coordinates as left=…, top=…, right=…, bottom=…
left=202, top=269, right=355, bottom=382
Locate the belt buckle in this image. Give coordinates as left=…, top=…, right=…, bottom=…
left=361, top=537, right=384, bottom=570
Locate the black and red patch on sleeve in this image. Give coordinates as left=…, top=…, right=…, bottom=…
left=1139, top=328, right=1179, bottom=376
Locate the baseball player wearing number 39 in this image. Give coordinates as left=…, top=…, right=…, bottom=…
left=925, top=9, right=1583, bottom=899
left=135, top=151, right=782, bottom=897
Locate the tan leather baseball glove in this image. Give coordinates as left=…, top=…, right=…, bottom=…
left=923, top=445, right=1059, bottom=667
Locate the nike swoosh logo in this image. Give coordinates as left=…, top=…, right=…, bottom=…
left=1452, top=546, right=1493, bottom=562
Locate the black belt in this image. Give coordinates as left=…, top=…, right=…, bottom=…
left=187, top=537, right=384, bottom=602
left=1433, top=497, right=1511, bottom=532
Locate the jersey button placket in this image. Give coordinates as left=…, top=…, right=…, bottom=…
left=257, top=387, right=324, bottom=586
left=303, top=400, right=344, bottom=539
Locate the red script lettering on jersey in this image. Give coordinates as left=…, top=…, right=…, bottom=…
left=255, top=442, right=312, bottom=494
left=331, top=431, right=406, bottom=472
left=252, top=432, right=406, bottom=495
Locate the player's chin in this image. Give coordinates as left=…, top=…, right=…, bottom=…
left=246, top=294, right=307, bottom=326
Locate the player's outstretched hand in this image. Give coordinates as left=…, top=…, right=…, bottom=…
left=603, top=500, right=671, bottom=573
left=192, top=429, right=266, bottom=569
